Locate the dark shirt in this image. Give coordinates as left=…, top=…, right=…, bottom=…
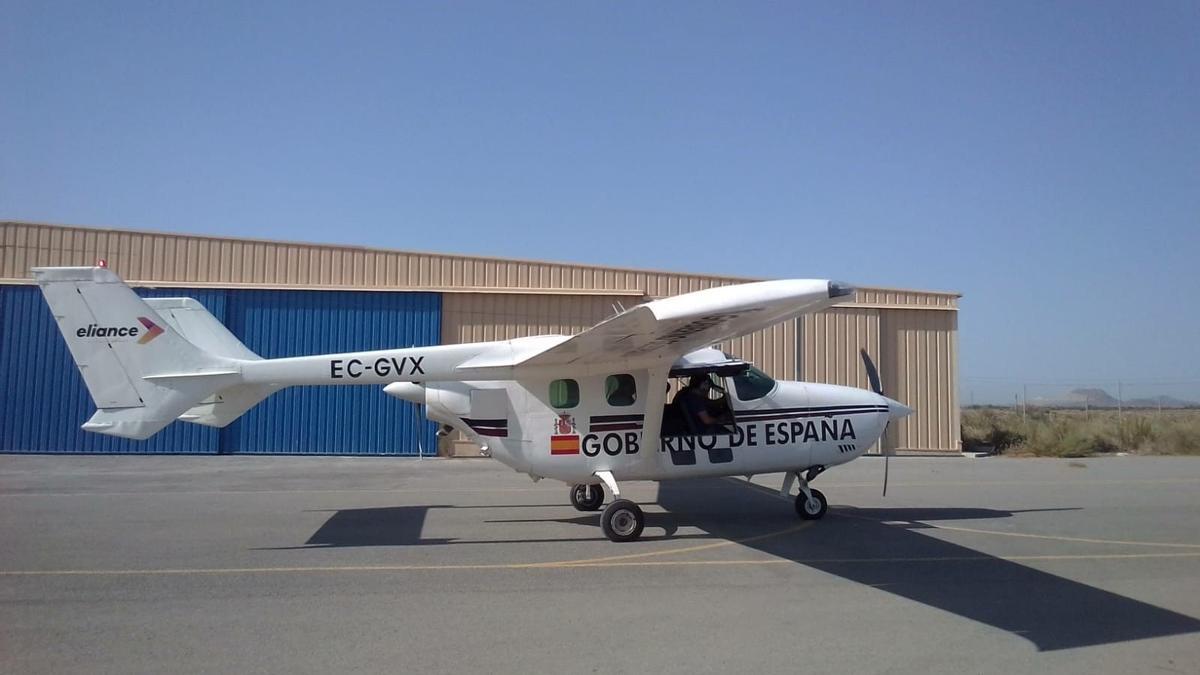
left=678, top=389, right=719, bottom=435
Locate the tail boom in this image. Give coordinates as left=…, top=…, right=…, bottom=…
left=33, top=266, right=506, bottom=440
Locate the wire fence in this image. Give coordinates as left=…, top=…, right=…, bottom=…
left=963, top=378, right=1200, bottom=412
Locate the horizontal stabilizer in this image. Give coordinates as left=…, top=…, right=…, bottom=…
left=81, top=370, right=242, bottom=439
left=176, top=383, right=282, bottom=428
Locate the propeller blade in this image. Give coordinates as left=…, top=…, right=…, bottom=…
left=882, top=448, right=889, bottom=497
left=860, top=349, right=898, bottom=496
left=859, top=348, right=882, bottom=395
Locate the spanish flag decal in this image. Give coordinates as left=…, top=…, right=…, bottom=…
left=550, top=435, right=580, bottom=455
left=550, top=414, right=580, bottom=455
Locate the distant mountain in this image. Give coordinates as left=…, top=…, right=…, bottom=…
left=1033, top=388, right=1198, bottom=409
left=1061, top=388, right=1117, bottom=407
left=1127, top=395, right=1200, bottom=409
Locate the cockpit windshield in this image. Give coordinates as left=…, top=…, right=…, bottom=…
left=732, top=366, right=776, bottom=401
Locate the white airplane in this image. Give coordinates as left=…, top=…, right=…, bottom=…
left=33, top=266, right=912, bottom=542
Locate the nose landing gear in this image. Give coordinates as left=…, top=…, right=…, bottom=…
left=782, top=467, right=829, bottom=520
left=796, top=488, right=828, bottom=519
left=569, top=483, right=605, bottom=511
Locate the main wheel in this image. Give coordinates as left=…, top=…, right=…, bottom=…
left=601, top=499, right=645, bottom=542
left=795, top=488, right=828, bottom=520
left=570, top=483, right=605, bottom=511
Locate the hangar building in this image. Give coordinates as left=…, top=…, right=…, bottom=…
left=1, top=221, right=961, bottom=455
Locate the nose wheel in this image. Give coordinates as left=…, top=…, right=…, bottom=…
left=795, top=488, right=827, bottom=519
left=783, top=470, right=828, bottom=520
left=569, top=483, right=605, bottom=511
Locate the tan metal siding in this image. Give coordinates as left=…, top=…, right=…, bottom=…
left=443, top=292, right=798, bottom=385
left=3, top=221, right=960, bottom=454
left=1, top=222, right=956, bottom=306
left=798, top=307, right=882, bottom=390
left=719, top=320, right=797, bottom=383
left=881, top=309, right=960, bottom=452
left=797, top=307, right=891, bottom=452
left=442, top=294, right=636, bottom=345
left=853, top=287, right=958, bottom=310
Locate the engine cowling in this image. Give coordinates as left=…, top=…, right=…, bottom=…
left=382, top=381, right=472, bottom=429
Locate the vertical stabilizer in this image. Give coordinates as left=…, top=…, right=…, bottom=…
left=32, top=267, right=242, bottom=439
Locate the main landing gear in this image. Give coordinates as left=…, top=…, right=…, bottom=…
left=783, top=466, right=829, bottom=520
left=574, top=471, right=645, bottom=542
left=601, top=499, right=645, bottom=542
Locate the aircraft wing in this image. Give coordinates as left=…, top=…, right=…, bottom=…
left=516, top=279, right=851, bottom=369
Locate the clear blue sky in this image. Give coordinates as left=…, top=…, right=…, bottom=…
left=3, top=1, right=1198, bottom=402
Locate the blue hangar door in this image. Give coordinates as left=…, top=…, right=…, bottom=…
left=0, top=285, right=441, bottom=455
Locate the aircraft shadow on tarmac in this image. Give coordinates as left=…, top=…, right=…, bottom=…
left=294, top=478, right=1200, bottom=651
left=650, top=477, right=1200, bottom=652
left=297, top=506, right=455, bottom=547
left=291, top=503, right=710, bottom=547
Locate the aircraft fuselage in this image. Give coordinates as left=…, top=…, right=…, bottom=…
left=412, top=372, right=893, bottom=484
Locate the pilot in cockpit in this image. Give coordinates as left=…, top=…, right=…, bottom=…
left=675, top=375, right=732, bottom=435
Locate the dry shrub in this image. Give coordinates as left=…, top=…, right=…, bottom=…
left=960, top=409, right=1200, bottom=456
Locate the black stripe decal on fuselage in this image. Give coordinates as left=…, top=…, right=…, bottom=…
left=590, top=414, right=645, bottom=423
left=590, top=413, right=645, bottom=433
left=590, top=423, right=644, bottom=432
left=463, top=417, right=508, bottom=438
left=735, top=407, right=888, bottom=422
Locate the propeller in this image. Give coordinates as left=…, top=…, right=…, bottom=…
left=859, top=349, right=891, bottom=497
left=861, top=348, right=882, bottom=397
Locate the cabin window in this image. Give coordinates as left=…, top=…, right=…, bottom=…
left=549, top=379, right=579, bottom=408
left=732, top=366, right=776, bottom=401
left=605, top=374, right=637, bottom=406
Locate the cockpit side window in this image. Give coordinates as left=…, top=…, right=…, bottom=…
left=732, top=366, right=776, bottom=401
left=605, top=374, right=637, bottom=406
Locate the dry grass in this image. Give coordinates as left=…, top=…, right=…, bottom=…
left=961, top=408, right=1200, bottom=457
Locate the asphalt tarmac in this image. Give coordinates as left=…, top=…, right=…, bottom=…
left=2, top=454, right=1199, bottom=675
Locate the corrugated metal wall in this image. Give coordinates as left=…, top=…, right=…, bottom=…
left=718, top=321, right=797, bottom=383
left=2, top=221, right=720, bottom=296
left=3, top=221, right=962, bottom=453
left=442, top=293, right=633, bottom=343
left=881, top=309, right=960, bottom=452
left=1, top=220, right=958, bottom=302
left=852, top=287, right=959, bottom=310
left=0, top=285, right=440, bottom=455
left=442, top=293, right=798, bottom=382
left=798, top=306, right=959, bottom=452
left=222, top=290, right=440, bottom=454
left=799, top=307, right=882, bottom=391
left=1, top=285, right=223, bottom=453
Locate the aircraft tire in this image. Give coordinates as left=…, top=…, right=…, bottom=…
left=796, top=488, right=828, bottom=520
left=601, top=499, right=645, bottom=542
left=570, top=484, right=605, bottom=511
